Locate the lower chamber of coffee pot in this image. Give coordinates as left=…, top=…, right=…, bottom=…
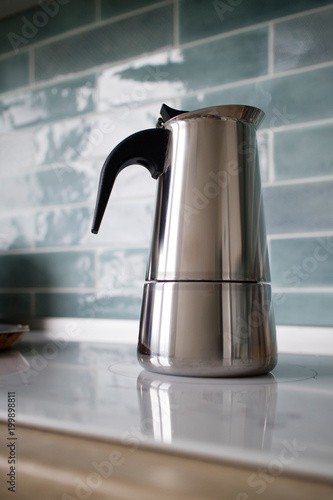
left=138, top=281, right=277, bottom=377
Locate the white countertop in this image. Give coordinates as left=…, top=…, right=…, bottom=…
left=0, top=324, right=332, bottom=482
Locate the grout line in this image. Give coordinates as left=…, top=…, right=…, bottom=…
left=0, top=160, right=97, bottom=181
left=165, top=4, right=333, bottom=51
left=263, top=117, right=333, bottom=133
left=0, top=2, right=330, bottom=67
left=31, top=206, right=36, bottom=251
left=0, top=193, right=155, bottom=215
left=1, top=7, right=333, bottom=99
left=94, top=249, right=99, bottom=288
left=0, top=46, right=172, bottom=98
left=0, top=1, right=173, bottom=63
left=173, top=0, right=179, bottom=47
left=0, top=68, right=99, bottom=97
left=30, top=292, right=36, bottom=316
left=94, top=69, right=100, bottom=113
left=263, top=174, right=333, bottom=188
left=178, top=60, right=333, bottom=101
left=0, top=28, right=95, bottom=64
left=1, top=92, right=333, bottom=146
left=271, top=59, right=333, bottom=78
left=272, top=288, right=333, bottom=294
left=268, top=22, right=274, bottom=75
left=146, top=3, right=333, bottom=54
left=95, top=0, right=101, bottom=22
left=1, top=56, right=332, bottom=129
left=1, top=37, right=332, bottom=102
left=0, top=200, right=95, bottom=215
left=0, top=231, right=332, bottom=253
left=0, top=95, right=164, bottom=141
left=270, top=2, right=333, bottom=25
left=29, top=47, right=35, bottom=84
left=173, top=21, right=268, bottom=50
left=0, top=286, right=332, bottom=294
left=0, top=287, right=97, bottom=294
left=268, top=231, right=333, bottom=240
left=267, top=129, right=275, bottom=183
left=0, top=242, right=150, bottom=256
left=74, top=0, right=173, bottom=30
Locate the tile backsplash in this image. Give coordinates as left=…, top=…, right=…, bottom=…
left=0, top=0, right=332, bottom=326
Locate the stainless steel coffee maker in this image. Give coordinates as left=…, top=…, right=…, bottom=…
left=92, top=104, right=277, bottom=377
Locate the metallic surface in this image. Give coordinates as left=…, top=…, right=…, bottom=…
left=137, top=369, right=277, bottom=446
left=139, top=105, right=276, bottom=377
left=138, top=282, right=277, bottom=377
left=147, top=106, right=270, bottom=282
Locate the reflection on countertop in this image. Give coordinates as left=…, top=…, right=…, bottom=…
left=137, top=370, right=278, bottom=450
left=0, top=336, right=331, bottom=480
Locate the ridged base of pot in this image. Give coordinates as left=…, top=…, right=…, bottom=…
left=137, top=281, right=277, bottom=377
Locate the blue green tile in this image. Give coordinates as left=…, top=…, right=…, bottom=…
left=76, top=198, right=156, bottom=248
left=98, top=52, right=182, bottom=109
left=0, top=251, right=94, bottom=288
left=182, top=66, right=333, bottom=128
left=0, top=75, right=95, bottom=133
left=179, top=0, right=333, bottom=44
left=270, top=237, right=333, bottom=288
left=257, top=131, right=269, bottom=183
left=0, top=214, right=33, bottom=250
left=0, top=129, right=33, bottom=173
left=34, top=118, right=93, bottom=166
left=0, top=166, right=96, bottom=216
left=28, top=74, right=95, bottom=123
left=0, top=293, right=31, bottom=319
left=98, top=27, right=268, bottom=109
left=0, top=0, right=331, bottom=329
left=274, top=124, right=333, bottom=180
left=274, top=7, right=333, bottom=72
left=35, top=207, right=91, bottom=247
left=35, top=5, right=173, bottom=81
left=33, top=111, right=120, bottom=167
left=100, top=161, right=157, bottom=200
left=273, top=292, right=333, bottom=326
left=98, top=248, right=149, bottom=293
left=0, top=167, right=91, bottom=214
left=35, top=292, right=141, bottom=319
left=33, top=103, right=158, bottom=167
left=0, top=174, right=36, bottom=212
left=101, top=0, right=163, bottom=19
left=0, top=0, right=96, bottom=56
left=33, top=115, right=111, bottom=167
left=0, top=52, right=29, bottom=93
left=35, top=162, right=97, bottom=205
left=92, top=199, right=155, bottom=247
left=263, top=181, right=333, bottom=234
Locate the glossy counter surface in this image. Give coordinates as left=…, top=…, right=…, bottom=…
left=0, top=333, right=332, bottom=481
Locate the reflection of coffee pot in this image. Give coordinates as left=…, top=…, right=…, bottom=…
left=137, top=371, right=277, bottom=448
left=92, top=104, right=277, bottom=377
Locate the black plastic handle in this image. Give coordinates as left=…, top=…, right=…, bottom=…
left=91, top=128, right=170, bottom=234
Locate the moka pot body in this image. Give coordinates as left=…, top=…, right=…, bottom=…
left=138, top=106, right=277, bottom=376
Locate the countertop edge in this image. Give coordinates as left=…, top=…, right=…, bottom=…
left=18, top=318, right=333, bottom=355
